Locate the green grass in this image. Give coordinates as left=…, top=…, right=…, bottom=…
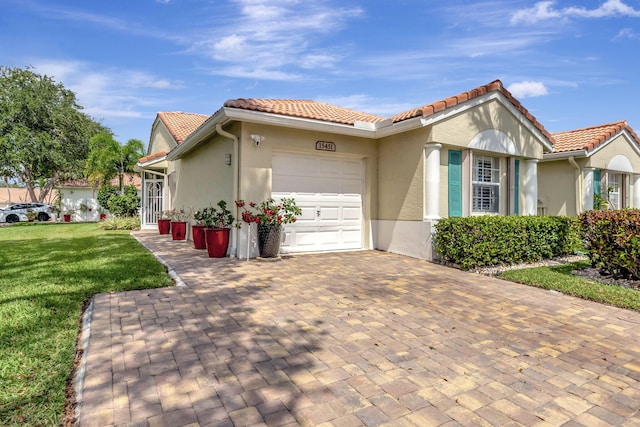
left=500, top=260, right=640, bottom=311
left=0, top=223, right=173, bottom=426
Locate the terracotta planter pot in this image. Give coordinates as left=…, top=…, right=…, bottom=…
left=258, top=224, right=283, bottom=258
left=192, top=225, right=207, bottom=250
left=63, top=214, right=71, bottom=223
left=157, top=219, right=171, bottom=234
left=205, top=228, right=230, bottom=258
left=171, top=221, right=187, bottom=240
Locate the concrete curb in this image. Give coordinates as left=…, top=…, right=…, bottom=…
left=130, top=231, right=187, bottom=287
left=73, top=296, right=94, bottom=424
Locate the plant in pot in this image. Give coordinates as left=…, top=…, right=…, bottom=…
left=25, top=209, right=37, bottom=222
left=63, top=208, right=74, bottom=223
left=235, top=197, right=301, bottom=258
left=202, top=201, right=235, bottom=258
left=97, top=207, right=107, bottom=221
left=168, top=209, right=190, bottom=241
left=157, top=210, right=172, bottom=234
left=190, top=207, right=208, bottom=250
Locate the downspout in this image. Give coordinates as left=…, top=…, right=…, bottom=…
left=568, top=156, right=582, bottom=214
left=215, top=123, right=239, bottom=258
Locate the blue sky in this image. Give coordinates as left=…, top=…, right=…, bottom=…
left=2, top=0, right=640, bottom=146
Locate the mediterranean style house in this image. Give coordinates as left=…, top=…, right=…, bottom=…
left=538, top=121, right=640, bottom=216
left=137, top=80, right=553, bottom=260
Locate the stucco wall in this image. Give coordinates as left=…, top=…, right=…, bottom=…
left=587, top=134, right=640, bottom=171
left=171, top=134, right=234, bottom=211
left=149, top=123, right=178, bottom=156
left=378, top=128, right=426, bottom=221
left=430, top=99, right=545, bottom=159
left=538, top=160, right=577, bottom=216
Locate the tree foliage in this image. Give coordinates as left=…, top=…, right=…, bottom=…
left=85, top=133, right=144, bottom=190
left=0, top=66, right=108, bottom=202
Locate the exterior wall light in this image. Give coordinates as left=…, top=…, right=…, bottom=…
left=225, top=153, right=232, bottom=166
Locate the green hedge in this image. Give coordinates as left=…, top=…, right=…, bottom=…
left=579, top=209, right=640, bottom=280
left=433, top=216, right=581, bottom=270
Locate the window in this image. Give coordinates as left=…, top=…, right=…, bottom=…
left=472, top=155, right=500, bottom=213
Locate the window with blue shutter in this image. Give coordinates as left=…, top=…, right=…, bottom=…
left=448, top=150, right=462, bottom=217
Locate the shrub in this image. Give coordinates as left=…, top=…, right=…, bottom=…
left=579, top=209, right=640, bottom=280
left=106, top=185, right=140, bottom=217
left=98, top=216, right=140, bottom=230
left=97, top=185, right=119, bottom=210
left=434, top=215, right=581, bottom=270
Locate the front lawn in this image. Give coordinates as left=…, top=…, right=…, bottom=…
left=500, top=260, right=640, bottom=311
left=0, top=223, right=172, bottom=426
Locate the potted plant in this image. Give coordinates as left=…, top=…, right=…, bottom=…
left=157, top=210, right=172, bottom=234
left=98, top=207, right=107, bottom=221
left=190, top=207, right=208, bottom=250
left=63, top=208, right=74, bottom=223
left=235, top=198, right=301, bottom=258
left=25, top=209, right=37, bottom=222
left=168, top=209, right=190, bottom=241
left=202, top=201, right=235, bottom=258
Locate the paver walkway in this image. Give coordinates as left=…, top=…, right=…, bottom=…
left=76, top=231, right=640, bottom=426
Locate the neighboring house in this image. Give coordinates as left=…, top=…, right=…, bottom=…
left=137, top=80, right=553, bottom=260
left=538, top=121, right=640, bottom=216
left=57, top=174, right=142, bottom=221
left=137, top=112, right=210, bottom=225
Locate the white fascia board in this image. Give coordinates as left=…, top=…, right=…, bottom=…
left=223, top=108, right=376, bottom=138
left=408, top=92, right=554, bottom=152
left=137, top=155, right=168, bottom=168
left=167, top=111, right=225, bottom=160
left=542, top=150, right=588, bottom=161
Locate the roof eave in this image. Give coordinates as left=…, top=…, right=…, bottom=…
left=542, top=150, right=588, bottom=161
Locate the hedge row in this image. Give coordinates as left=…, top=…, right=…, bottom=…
left=433, top=216, right=581, bottom=270
left=579, top=209, right=640, bottom=280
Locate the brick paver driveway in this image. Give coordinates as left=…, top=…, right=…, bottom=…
left=76, top=232, right=640, bottom=426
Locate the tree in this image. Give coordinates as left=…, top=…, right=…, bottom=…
left=0, top=66, right=108, bottom=203
left=85, top=132, right=144, bottom=191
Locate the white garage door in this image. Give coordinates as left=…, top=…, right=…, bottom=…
left=272, top=153, right=364, bottom=253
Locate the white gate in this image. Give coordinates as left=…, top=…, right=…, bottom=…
left=144, top=178, right=164, bottom=226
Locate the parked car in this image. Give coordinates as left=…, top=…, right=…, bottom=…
left=0, top=203, right=52, bottom=223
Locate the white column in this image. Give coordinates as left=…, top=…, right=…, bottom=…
left=524, top=159, right=538, bottom=216
left=424, top=143, right=442, bottom=220
left=583, top=168, right=595, bottom=212
left=633, top=174, right=640, bottom=209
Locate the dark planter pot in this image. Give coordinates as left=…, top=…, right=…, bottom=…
left=205, top=228, right=230, bottom=258
left=192, top=225, right=207, bottom=250
left=63, top=214, right=71, bottom=223
left=158, top=219, right=171, bottom=234
left=171, top=221, right=187, bottom=241
left=99, top=213, right=107, bottom=221
left=258, top=224, right=283, bottom=258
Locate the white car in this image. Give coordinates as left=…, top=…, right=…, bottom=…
left=0, top=203, right=53, bottom=223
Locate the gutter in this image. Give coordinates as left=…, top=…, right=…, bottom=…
left=215, top=123, right=240, bottom=258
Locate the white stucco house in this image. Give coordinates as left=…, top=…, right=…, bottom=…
left=137, top=80, right=553, bottom=260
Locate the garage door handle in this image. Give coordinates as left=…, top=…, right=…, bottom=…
left=316, top=209, right=321, bottom=217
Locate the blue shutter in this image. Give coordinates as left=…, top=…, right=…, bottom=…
left=594, top=169, right=601, bottom=197
left=514, top=159, right=520, bottom=215
left=448, top=150, right=462, bottom=217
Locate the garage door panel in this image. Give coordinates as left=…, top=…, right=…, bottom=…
left=272, top=154, right=363, bottom=253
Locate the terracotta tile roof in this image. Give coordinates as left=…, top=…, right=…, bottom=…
left=138, top=150, right=168, bottom=164
left=223, top=99, right=386, bottom=125
left=391, top=80, right=553, bottom=142
left=157, top=112, right=209, bottom=144
left=551, top=120, right=640, bottom=153
left=59, top=173, right=142, bottom=189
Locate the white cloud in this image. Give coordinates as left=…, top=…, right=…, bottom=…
left=511, top=0, right=640, bottom=24
left=507, top=81, right=549, bottom=98
left=30, top=60, right=183, bottom=121
left=614, top=28, right=640, bottom=39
